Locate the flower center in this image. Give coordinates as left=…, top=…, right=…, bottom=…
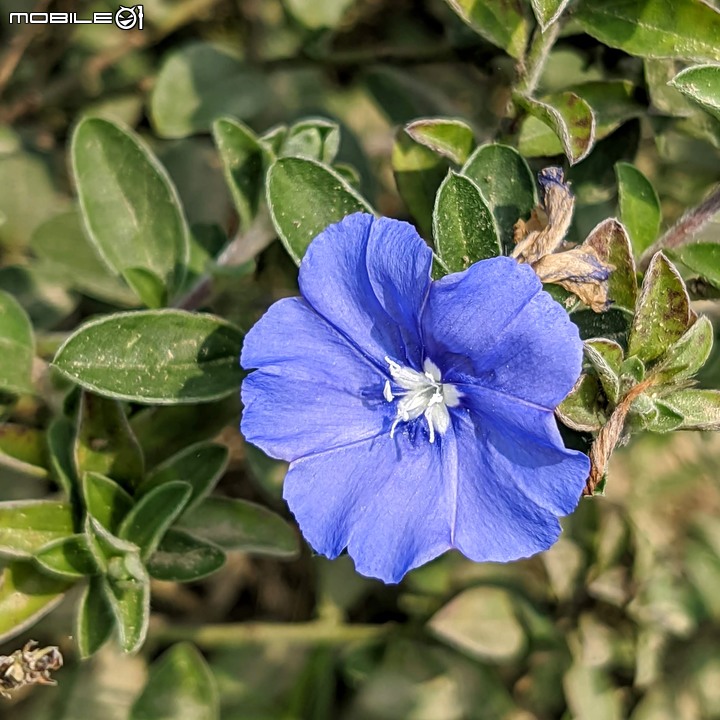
left=383, top=357, right=461, bottom=443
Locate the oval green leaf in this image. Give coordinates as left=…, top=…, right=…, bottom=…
left=615, top=162, right=661, bottom=256
left=267, top=157, right=374, bottom=264
left=53, top=310, right=244, bottom=404
left=405, top=118, right=475, bottom=165
left=76, top=575, right=115, bottom=659
left=103, top=570, right=150, bottom=654
left=0, top=289, right=34, bottom=396
left=433, top=171, right=500, bottom=272
left=147, top=529, right=226, bottom=582
left=130, top=642, right=219, bottom=720
left=670, top=64, right=720, bottom=120
left=0, top=500, right=75, bottom=558
left=82, top=472, right=134, bottom=535
left=177, top=497, right=299, bottom=557
left=671, top=242, right=720, bottom=289
left=35, top=534, right=99, bottom=579
left=72, top=117, right=190, bottom=307
left=530, top=0, right=571, bottom=30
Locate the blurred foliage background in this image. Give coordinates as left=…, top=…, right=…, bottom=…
left=1, top=0, right=720, bottom=718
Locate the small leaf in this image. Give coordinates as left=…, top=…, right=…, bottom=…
left=530, top=0, right=571, bottom=30
left=138, top=442, right=228, bottom=512
left=177, top=497, right=299, bottom=557
left=392, top=129, right=449, bottom=238
left=658, top=389, right=720, bottom=430
left=119, top=482, right=192, bottom=561
left=35, top=535, right=98, bottom=579
left=151, top=42, right=266, bottom=139
left=82, top=471, right=134, bottom=536
left=461, top=143, right=537, bottom=250
left=147, top=529, right=226, bottom=582
left=576, top=0, right=720, bottom=63
left=0, top=500, right=75, bottom=558
left=283, top=0, right=355, bottom=29
left=0, top=289, right=34, bottom=395
left=85, top=516, right=139, bottom=571
left=515, top=92, right=596, bottom=164
left=267, top=157, right=373, bottom=264
left=31, top=211, right=137, bottom=306
left=130, top=642, right=219, bottom=720
left=628, top=252, right=692, bottom=364
left=47, top=417, right=78, bottom=501
left=72, top=117, right=190, bottom=306
left=429, top=586, right=527, bottom=662
left=590, top=218, right=638, bottom=313
left=0, top=562, right=69, bottom=643
left=644, top=400, right=685, bottom=432
left=654, top=315, right=713, bottom=382
left=213, top=118, right=266, bottom=232
left=615, top=163, right=661, bottom=256
left=75, top=392, right=145, bottom=492
left=53, top=310, right=244, bottom=404
left=433, top=171, right=500, bottom=272
left=670, top=64, right=720, bottom=121
left=671, top=243, right=720, bottom=289
left=103, top=569, right=150, bottom=654
left=76, top=575, right=115, bottom=659
left=280, top=118, right=341, bottom=165
left=584, top=339, right=623, bottom=405
left=443, top=0, right=531, bottom=59
left=556, top=374, right=607, bottom=432
left=0, top=423, right=46, bottom=467
left=405, top=118, right=475, bottom=165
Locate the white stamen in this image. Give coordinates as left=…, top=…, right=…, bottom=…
left=382, top=357, right=461, bottom=442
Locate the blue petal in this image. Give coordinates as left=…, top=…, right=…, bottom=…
left=241, top=297, right=390, bottom=460
left=283, top=431, right=452, bottom=584
left=422, top=256, right=583, bottom=407
left=452, top=384, right=589, bottom=514
left=450, top=413, right=565, bottom=562
left=299, top=213, right=432, bottom=368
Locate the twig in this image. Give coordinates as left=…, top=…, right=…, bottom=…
left=638, top=184, right=720, bottom=271
left=515, top=21, right=561, bottom=98
left=0, top=0, right=52, bottom=99
left=584, top=379, right=655, bottom=496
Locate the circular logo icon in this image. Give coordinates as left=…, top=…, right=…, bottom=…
left=115, top=6, right=139, bottom=30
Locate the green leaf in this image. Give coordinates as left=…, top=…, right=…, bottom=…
left=53, top=310, right=244, bottom=404
left=654, top=315, right=714, bottom=382
left=671, top=242, right=720, bottom=289
left=593, top=218, right=638, bottom=313
left=443, top=0, right=531, bottom=59
left=119, top=482, right=192, bottom=561
left=75, top=392, right=145, bottom=492
left=670, top=64, right=720, bottom=121
left=0, top=562, right=69, bottom=643
left=72, top=117, right=190, bottom=307
left=0, top=501, right=75, bottom=558
left=177, top=497, right=299, bottom=557
left=615, top=163, right=661, bottom=256
left=556, top=373, right=607, bottom=432
left=31, top=211, right=137, bottom=306
left=130, top=642, right=219, bottom=720
left=147, top=529, right=226, bottom=582
left=280, top=119, right=341, bottom=165
left=0, top=423, right=46, bottom=468
left=530, top=0, right=571, bottom=30
left=103, top=569, right=150, bottom=654
left=628, top=252, right=692, bottom=364
left=575, top=0, right=720, bottom=62
left=213, top=118, right=266, bottom=232
left=461, top=143, right=537, bottom=250
left=658, top=389, right=720, bottom=430
left=429, top=586, right=527, bottom=662
left=433, top=171, right=500, bottom=272
left=82, top=472, right=134, bottom=534
left=643, top=399, right=685, bottom=432
left=267, top=157, right=373, bottom=264
left=283, top=0, right=355, bottom=29
left=392, top=129, right=449, bottom=238
left=35, top=535, right=99, bottom=579
left=139, top=442, right=228, bottom=512
left=151, top=42, right=266, bottom=139
left=85, top=516, right=139, bottom=573
left=515, top=92, right=596, bottom=164
left=47, top=417, right=77, bottom=501
left=405, top=118, right=475, bottom=165
left=0, top=289, right=34, bottom=395
left=76, top=575, right=115, bottom=659
left=584, top=339, right=623, bottom=405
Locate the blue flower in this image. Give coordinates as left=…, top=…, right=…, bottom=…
left=241, top=213, right=590, bottom=583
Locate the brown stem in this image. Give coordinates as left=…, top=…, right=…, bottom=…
left=638, top=184, right=720, bottom=271
left=584, top=379, right=655, bottom=496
